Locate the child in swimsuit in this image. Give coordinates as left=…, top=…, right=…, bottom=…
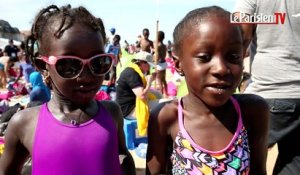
left=0, top=4, right=135, bottom=175
left=146, top=6, right=269, bottom=175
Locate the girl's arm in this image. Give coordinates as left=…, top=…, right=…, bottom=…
left=101, top=101, right=136, bottom=175
left=0, top=112, right=29, bottom=175
left=238, top=94, right=269, bottom=175
left=146, top=102, right=175, bottom=175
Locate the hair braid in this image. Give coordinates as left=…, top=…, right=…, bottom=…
left=25, top=4, right=106, bottom=70
left=26, top=5, right=60, bottom=66
left=54, top=5, right=72, bottom=38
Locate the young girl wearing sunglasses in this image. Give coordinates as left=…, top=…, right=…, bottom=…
left=0, top=4, right=135, bottom=175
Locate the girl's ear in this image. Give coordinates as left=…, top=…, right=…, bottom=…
left=172, top=55, right=184, bottom=76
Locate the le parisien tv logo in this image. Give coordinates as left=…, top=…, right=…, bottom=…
left=230, top=12, right=286, bottom=24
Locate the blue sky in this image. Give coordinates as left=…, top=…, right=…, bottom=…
left=0, top=0, right=237, bottom=44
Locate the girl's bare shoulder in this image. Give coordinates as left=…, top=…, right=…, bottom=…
left=5, top=105, right=41, bottom=150
left=150, top=99, right=179, bottom=128
left=9, top=106, right=41, bottom=131
left=9, top=105, right=40, bottom=124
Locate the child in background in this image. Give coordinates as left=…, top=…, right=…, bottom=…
left=0, top=4, right=135, bottom=175
left=146, top=6, right=269, bottom=175
left=105, top=34, right=121, bottom=86
left=154, top=31, right=168, bottom=98
left=29, top=71, right=51, bottom=104
left=14, top=41, right=35, bottom=84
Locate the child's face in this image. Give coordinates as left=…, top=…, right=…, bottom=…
left=143, top=30, right=149, bottom=38
left=46, top=22, right=106, bottom=104
left=177, top=16, right=243, bottom=107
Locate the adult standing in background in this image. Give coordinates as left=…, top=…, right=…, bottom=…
left=116, top=51, right=159, bottom=119
left=3, top=39, right=20, bottom=77
left=4, top=39, right=19, bottom=62
left=234, top=0, right=300, bottom=174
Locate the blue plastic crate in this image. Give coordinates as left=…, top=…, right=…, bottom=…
left=123, top=118, right=148, bottom=150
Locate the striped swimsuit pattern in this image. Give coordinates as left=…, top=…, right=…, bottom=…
left=171, top=97, right=250, bottom=175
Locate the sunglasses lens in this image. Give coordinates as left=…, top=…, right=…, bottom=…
left=90, top=55, right=113, bottom=75
left=56, top=58, right=82, bottom=78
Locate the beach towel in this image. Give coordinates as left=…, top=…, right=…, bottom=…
left=127, top=63, right=156, bottom=136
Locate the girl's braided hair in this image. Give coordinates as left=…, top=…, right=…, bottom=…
left=25, top=4, right=106, bottom=68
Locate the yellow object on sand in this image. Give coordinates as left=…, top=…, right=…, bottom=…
left=0, top=143, right=4, bottom=155
left=127, top=63, right=156, bottom=136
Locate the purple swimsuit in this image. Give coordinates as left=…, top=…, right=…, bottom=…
left=32, top=103, right=122, bottom=175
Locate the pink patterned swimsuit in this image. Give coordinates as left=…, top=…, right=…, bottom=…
left=171, top=97, right=250, bottom=175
